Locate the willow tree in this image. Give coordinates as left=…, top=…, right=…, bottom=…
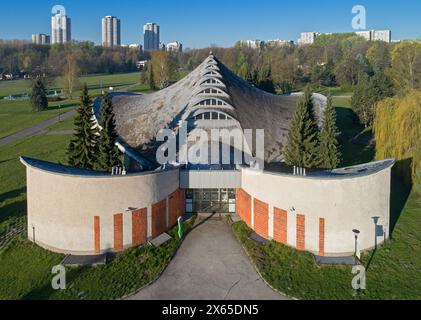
left=283, top=88, right=320, bottom=168
left=374, top=90, right=421, bottom=185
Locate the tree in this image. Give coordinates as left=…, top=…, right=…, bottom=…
left=30, top=77, right=48, bottom=111
left=63, top=52, right=81, bottom=99
left=374, top=90, right=421, bottom=185
left=283, top=88, right=320, bottom=168
left=352, top=72, right=394, bottom=128
left=150, top=51, right=176, bottom=89
left=318, top=95, right=341, bottom=169
left=97, top=94, right=121, bottom=171
left=389, top=41, right=421, bottom=94
left=147, top=62, right=156, bottom=90
left=68, top=84, right=98, bottom=169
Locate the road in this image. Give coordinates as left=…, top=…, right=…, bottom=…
left=128, top=216, right=288, bottom=300
left=0, top=110, right=76, bottom=148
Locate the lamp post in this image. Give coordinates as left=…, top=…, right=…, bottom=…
left=353, top=229, right=361, bottom=264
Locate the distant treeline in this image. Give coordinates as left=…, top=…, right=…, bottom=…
left=0, top=40, right=142, bottom=76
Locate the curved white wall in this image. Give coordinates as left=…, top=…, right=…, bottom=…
left=240, top=165, right=393, bottom=256
left=24, top=163, right=179, bottom=255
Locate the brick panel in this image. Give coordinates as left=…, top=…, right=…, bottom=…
left=94, top=216, right=100, bottom=255
left=236, top=189, right=251, bottom=227
left=152, top=199, right=167, bottom=239
left=273, top=208, right=287, bottom=244
left=319, top=218, right=325, bottom=257
left=114, top=213, right=123, bottom=252
left=296, top=214, right=305, bottom=251
left=253, top=198, right=269, bottom=238
left=169, top=189, right=185, bottom=227
left=132, top=208, right=147, bottom=247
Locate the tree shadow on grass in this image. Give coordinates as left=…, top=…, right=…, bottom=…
left=390, top=158, right=413, bottom=235
left=0, top=187, right=26, bottom=204
left=22, top=267, right=88, bottom=300
left=0, top=200, right=26, bottom=227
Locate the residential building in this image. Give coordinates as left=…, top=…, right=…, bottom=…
left=102, top=16, right=121, bottom=47
left=51, top=13, right=71, bottom=44
left=32, top=34, right=50, bottom=45
left=298, top=32, right=320, bottom=45
left=372, top=30, right=392, bottom=42
left=166, top=41, right=183, bottom=52
left=143, top=22, right=160, bottom=51
left=266, top=39, right=294, bottom=48
left=237, top=40, right=264, bottom=49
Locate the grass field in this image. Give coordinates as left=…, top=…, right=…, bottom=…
left=0, top=72, right=140, bottom=98
left=0, top=72, right=141, bottom=140
left=333, top=97, right=375, bottom=167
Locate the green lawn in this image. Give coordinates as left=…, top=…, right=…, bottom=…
left=0, top=72, right=140, bottom=99
left=333, top=97, right=375, bottom=167
left=318, top=86, right=354, bottom=97
left=0, top=99, right=78, bottom=139
left=0, top=72, right=142, bottom=140
left=232, top=187, right=421, bottom=299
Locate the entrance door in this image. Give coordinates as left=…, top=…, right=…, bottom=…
left=186, top=189, right=236, bottom=214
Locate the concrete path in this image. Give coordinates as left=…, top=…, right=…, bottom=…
left=128, top=216, right=288, bottom=300
left=0, top=110, right=76, bottom=148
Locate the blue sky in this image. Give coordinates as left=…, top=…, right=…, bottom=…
left=1, top=0, right=420, bottom=48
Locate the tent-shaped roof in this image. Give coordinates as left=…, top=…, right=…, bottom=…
left=96, top=54, right=326, bottom=164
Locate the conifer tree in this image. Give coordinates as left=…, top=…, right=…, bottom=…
left=30, top=77, right=48, bottom=111
left=67, top=84, right=98, bottom=169
left=283, top=88, right=320, bottom=168
left=318, top=94, right=341, bottom=169
left=97, top=94, right=121, bottom=171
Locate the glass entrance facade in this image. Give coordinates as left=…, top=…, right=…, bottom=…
left=186, top=189, right=236, bottom=213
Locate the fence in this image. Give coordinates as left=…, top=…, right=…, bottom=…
left=0, top=217, right=27, bottom=251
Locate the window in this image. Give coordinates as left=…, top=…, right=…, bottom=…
left=219, top=114, right=227, bottom=120
left=195, top=114, right=203, bottom=120
left=204, top=113, right=211, bottom=120
left=212, top=112, right=219, bottom=120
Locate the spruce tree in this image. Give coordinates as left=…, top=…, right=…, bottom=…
left=318, top=95, right=341, bottom=169
left=67, top=84, right=98, bottom=169
left=30, top=77, right=48, bottom=111
left=283, top=88, right=320, bottom=168
left=97, top=94, right=121, bottom=172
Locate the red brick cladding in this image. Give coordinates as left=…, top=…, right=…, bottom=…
left=169, top=189, right=185, bottom=227
left=273, top=208, right=287, bottom=245
left=132, top=208, right=147, bottom=247
left=253, top=198, right=269, bottom=238
left=236, top=189, right=252, bottom=227
left=152, top=199, right=167, bottom=239
left=113, top=213, right=123, bottom=252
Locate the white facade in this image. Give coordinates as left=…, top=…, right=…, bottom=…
left=237, top=40, right=264, bottom=49
left=166, top=41, right=183, bottom=52
left=266, top=39, right=294, bottom=47
left=298, top=32, right=320, bottom=45
left=102, top=16, right=121, bottom=47
left=144, top=22, right=160, bottom=51
left=32, top=34, right=50, bottom=45
left=372, top=30, right=392, bottom=42
left=51, top=14, right=71, bottom=44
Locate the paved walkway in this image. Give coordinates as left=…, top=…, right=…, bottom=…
left=0, top=110, right=76, bottom=148
left=128, top=216, right=288, bottom=300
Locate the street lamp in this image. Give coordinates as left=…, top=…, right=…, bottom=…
left=353, top=229, right=361, bottom=264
